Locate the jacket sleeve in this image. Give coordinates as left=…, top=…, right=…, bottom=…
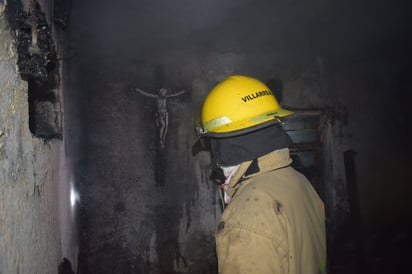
left=216, top=223, right=288, bottom=274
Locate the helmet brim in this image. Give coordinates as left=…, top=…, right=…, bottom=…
left=203, top=110, right=294, bottom=138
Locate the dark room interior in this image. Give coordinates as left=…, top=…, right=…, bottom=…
left=1, top=0, right=411, bottom=273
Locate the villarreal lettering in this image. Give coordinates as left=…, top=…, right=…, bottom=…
left=241, top=90, right=272, bottom=102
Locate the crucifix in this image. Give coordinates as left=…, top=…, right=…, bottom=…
left=136, top=87, right=185, bottom=148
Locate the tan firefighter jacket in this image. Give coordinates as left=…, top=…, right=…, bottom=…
left=216, top=148, right=327, bottom=274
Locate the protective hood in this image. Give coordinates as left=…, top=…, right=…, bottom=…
left=210, top=124, right=292, bottom=166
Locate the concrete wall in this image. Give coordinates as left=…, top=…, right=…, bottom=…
left=0, top=0, right=77, bottom=273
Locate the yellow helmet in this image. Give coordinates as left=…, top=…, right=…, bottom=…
left=200, top=75, right=293, bottom=137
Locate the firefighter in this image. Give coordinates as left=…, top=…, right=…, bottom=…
left=197, top=75, right=327, bottom=274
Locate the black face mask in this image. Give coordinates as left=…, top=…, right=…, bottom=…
left=209, top=125, right=292, bottom=166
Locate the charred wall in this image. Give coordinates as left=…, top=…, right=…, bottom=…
left=66, top=0, right=412, bottom=273
left=0, top=0, right=76, bottom=273
left=5, top=0, right=63, bottom=139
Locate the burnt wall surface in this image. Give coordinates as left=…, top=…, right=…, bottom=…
left=0, top=0, right=77, bottom=273
left=66, top=0, right=412, bottom=273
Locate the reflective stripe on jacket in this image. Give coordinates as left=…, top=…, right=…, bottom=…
left=216, top=148, right=327, bottom=274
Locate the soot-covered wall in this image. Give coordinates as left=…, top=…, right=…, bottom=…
left=65, top=0, right=412, bottom=273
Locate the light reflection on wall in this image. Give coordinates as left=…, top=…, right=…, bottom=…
left=70, top=181, right=80, bottom=209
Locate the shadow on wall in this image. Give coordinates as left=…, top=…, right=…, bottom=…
left=58, top=258, right=75, bottom=274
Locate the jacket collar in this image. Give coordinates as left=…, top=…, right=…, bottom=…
left=227, top=148, right=292, bottom=196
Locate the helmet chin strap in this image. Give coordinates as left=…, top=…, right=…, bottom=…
left=209, top=160, right=226, bottom=185
left=209, top=148, right=241, bottom=186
